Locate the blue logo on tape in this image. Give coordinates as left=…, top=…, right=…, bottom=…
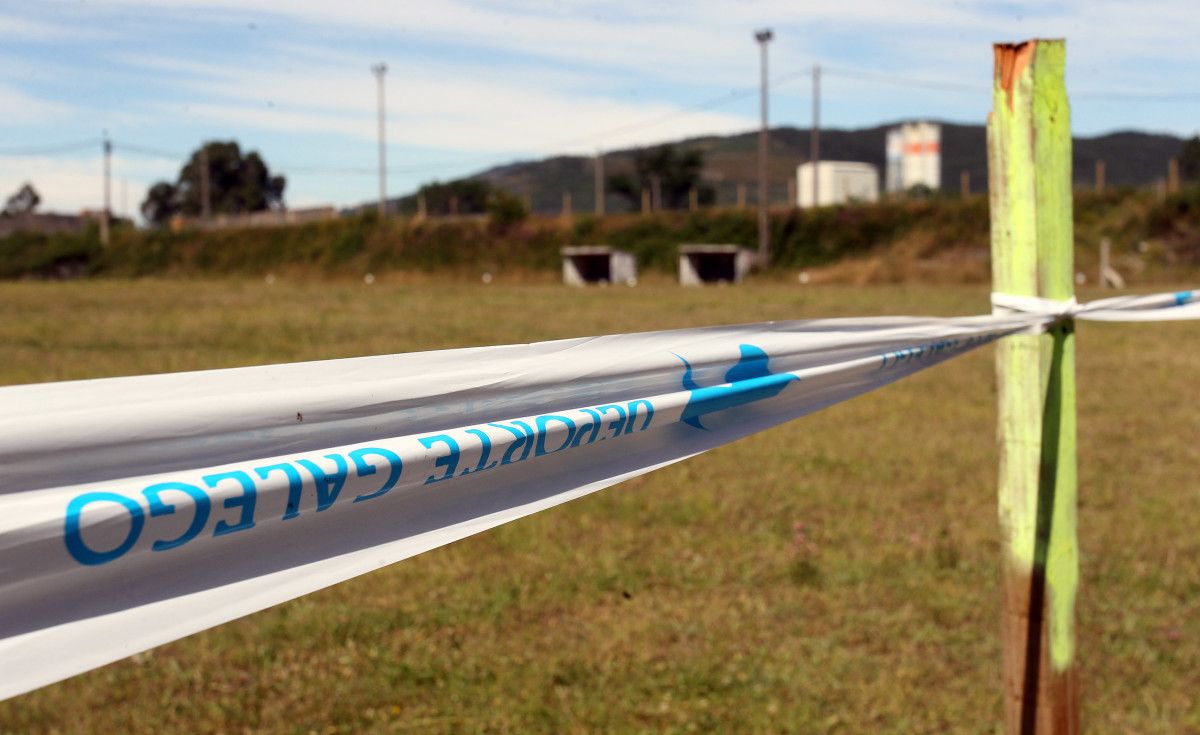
left=674, top=344, right=798, bottom=430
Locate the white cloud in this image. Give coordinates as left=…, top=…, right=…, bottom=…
left=0, top=12, right=87, bottom=41
left=0, top=154, right=174, bottom=218
left=6, top=0, right=1200, bottom=212
left=91, top=0, right=1200, bottom=104
left=133, top=51, right=755, bottom=156
left=0, top=83, right=72, bottom=124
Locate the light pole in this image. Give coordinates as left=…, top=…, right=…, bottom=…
left=755, top=29, right=773, bottom=266
left=372, top=62, right=388, bottom=218
left=811, top=63, right=821, bottom=209
left=101, top=132, right=111, bottom=247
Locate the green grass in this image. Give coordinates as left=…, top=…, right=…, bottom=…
left=0, top=279, right=1197, bottom=733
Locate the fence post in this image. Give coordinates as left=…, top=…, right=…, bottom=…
left=988, top=39, right=1079, bottom=734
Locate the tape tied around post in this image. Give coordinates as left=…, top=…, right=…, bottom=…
left=990, top=292, right=1078, bottom=334
left=990, top=292, right=1079, bottom=318
left=993, top=289, right=1200, bottom=324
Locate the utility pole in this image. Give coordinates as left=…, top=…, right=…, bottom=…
left=199, top=143, right=212, bottom=221
left=755, top=28, right=773, bottom=265
left=811, top=63, right=821, bottom=209
left=100, top=133, right=111, bottom=247
left=594, top=150, right=605, bottom=216
left=372, top=62, right=388, bottom=218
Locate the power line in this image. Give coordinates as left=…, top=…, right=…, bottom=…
left=821, top=65, right=982, bottom=94
left=0, top=138, right=102, bottom=156
left=111, top=141, right=186, bottom=159
left=1072, top=89, right=1200, bottom=101
left=823, top=63, right=1200, bottom=101
left=339, top=72, right=815, bottom=178
left=7, top=63, right=1198, bottom=188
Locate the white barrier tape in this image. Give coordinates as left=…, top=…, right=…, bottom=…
left=991, top=288, right=1200, bottom=321
left=0, top=289, right=1196, bottom=701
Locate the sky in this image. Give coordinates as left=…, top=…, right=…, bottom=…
left=3, top=1, right=1200, bottom=219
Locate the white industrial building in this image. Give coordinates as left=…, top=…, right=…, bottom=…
left=796, top=161, right=880, bottom=208
left=886, top=122, right=941, bottom=193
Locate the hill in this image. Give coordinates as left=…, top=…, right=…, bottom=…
left=387, top=122, right=1186, bottom=216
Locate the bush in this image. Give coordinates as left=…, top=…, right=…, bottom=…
left=488, top=192, right=528, bottom=230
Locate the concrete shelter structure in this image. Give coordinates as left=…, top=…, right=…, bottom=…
left=560, top=246, right=637, bottom=286
left=677, top=244, right=755, bottom=286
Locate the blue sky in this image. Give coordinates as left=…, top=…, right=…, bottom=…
left=3, top=1, right=1200, bottom=218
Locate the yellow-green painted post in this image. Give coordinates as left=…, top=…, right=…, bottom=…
left=987, top=39, right=1079, bottom=733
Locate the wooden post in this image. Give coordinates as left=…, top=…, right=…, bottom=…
left=988, top=39, right=1079, bottom=734
left=594, top=151, right=605, bottom=216
left=640, top=188, right=650, bottom=214
left=449, top=194, right=459, bottom=216
left=416, top=192, right=427, bottom=220
left=1168, top=157, right=1180, bottom=194
left=961, top=169, right=971, bottom=197
left=562, top=191, right=572, bottom=220
left=689, top=187, right=698, bottom=212
left=787, top=177, right=797, bottom=207
left=736, top=182, right=747, bottom=210
left=1099, top=237, right=1111, bottom=289
left=1094, top=159, right=1105, bottom=193
left=1098, top=237, right=1125, bottom=289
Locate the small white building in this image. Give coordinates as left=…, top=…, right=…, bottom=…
left=561, top=246, right=637, bottom=286
left=796, top=161, right=880, bottom=208
left=678, top=244, right=756, bottom=286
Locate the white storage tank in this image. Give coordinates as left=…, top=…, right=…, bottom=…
left=796, top=161, right=880, bottom=208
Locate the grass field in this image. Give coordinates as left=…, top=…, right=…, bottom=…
left=1, top=278, right=1198, bottom=733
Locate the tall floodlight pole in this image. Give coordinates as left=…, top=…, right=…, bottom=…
left=755, top=29, right=773, bottom=266
left=372, top=62, right=388, bottom=218
left=101, top=132, right=111, bottom=247
left=811, top=63, right=821, bottom=209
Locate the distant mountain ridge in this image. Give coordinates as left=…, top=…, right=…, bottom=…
left=387, top=121, right=1186, bottom=216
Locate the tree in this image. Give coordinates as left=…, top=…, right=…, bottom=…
left=606, top=145, right=713, bottom=211
left=141, top=182, right=180, bottom=225
left=416, top=179, right=492, bottom=215
left=1179, top=136, right=1200, bottom=183
left=3, top=183, right=40, bottom=216
left=141, top=141, right=286, bottom=225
